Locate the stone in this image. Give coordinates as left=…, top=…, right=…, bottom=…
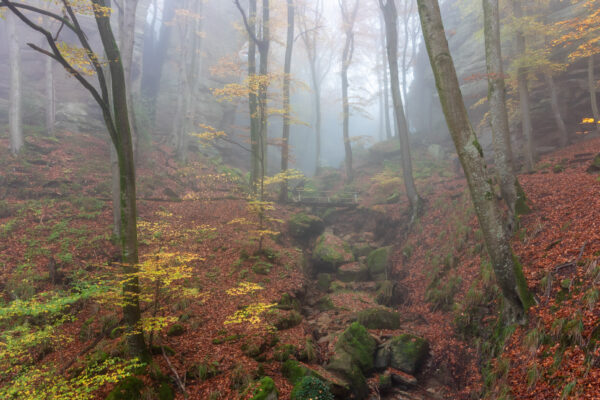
left=334, top=322, right=377, bottom=372
left=337, top=262, right=369, bottom=283
left=388, top=334, right=430, bottom=375
left=374, top=345, right=391, bottom=370
left=288, top=213, right=325, bottom=243
left=391, top=371, right=418, bottom=387
left=317, top=273, right=332, bottom=291
left=356, top=308, right=401, bottom=330
left=267, top=309, right=303, bottom=331
left=366, top=247, right=391, bottom=282
left=250, top=376, right=278, bottom=400
left=312, top=232, right=354, bottom=272
left=326, top=350, right=369, bottom=399
left=375, top=281, right=408, bottom=307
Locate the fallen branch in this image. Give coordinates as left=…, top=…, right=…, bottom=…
left=161, top=343, right=187, bottom=397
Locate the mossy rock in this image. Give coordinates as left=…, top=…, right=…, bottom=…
left=282, top=359, right=309, bottom=384
left=375, top=280, right=408, bottom=307
left=267, top=309, right=303, bottom=331
left=388, top=334, right=430, bottom=375
left=252, top=261, right=273, bottom=275
left=167, top=324, right=185, bottom=337
left=317, top=273, right=332, bottom=291
left=288, top=213, right=325, bottom=243
left=250, top=376, right=278, bottom=400
left=352, top=243, right=376, bottom=258
left=356, top=308, right=401, bottom=330
left=366, top=247, right=391, bottom=282
left=277, top=293, right=301, bottom=311
left=337, top=262, right=369, bottom=283
left=316, top=296, right=335, bottom=311
left=325, top=350, right=368, bottom=399
left=335, top=322, right=377, bottom=372
left=312, top=232, right=354, bottom=272
left=106, top=376, right=144, bottom=400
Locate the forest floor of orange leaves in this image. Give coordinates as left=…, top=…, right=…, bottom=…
left=0, top=131, right=598, bottom=399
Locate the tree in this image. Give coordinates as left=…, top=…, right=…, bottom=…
left=235, top=0, right=270, bottom=191
left=298, top=0, right=330, bottom=174
left=378, top=12, right=392, bottom=140
left=511, top=0, right=535, bottom=171
left=416, top=0, right=533, bottom=322
left=379, top=0, right=422, bottom=219
left=279, top=0, right=294, bottom=202
left=1, top=0, right=147, bottom=358
left=339, top=0, right=360, bottom=183
left=7, top=10, right=23, bottom=155
left=482, top=0, right=520, bottom=218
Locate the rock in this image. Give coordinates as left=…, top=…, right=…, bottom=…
left=55, top=102, right=103, bottom=133
left=378, top=372, right=393, bottom=392
left=375, top=281, right=408, bottom=307
left=317, top=273, right=332, bottom=291
left=106, top=376, right=144, bottom=400
left=369, top=138, right=402, bottom=161
left=267, top=309, right=303, bottom=331
left=366, top=247, right=391, bottom=281
left=334, top=322, right=377, bottom=372
left=357, top=308, right=402, bottom=330
left=353, top=242, right=376, bottom=258
left=288, top=213, right=325, bottom=243
left=348, top=281, right=378, bottom=292
left=391, top=371, right=418, bottom=387
left=312, top=232, right=354, bottom=272
left=250, top=376, right=278, bottom=400
left=427, top=144, right=445, bottom=159
left=337, top=262, right=369, bottom=283
left=290, top=369, right=342, bottom=400
left=326, top=350, right=369, bottom=399
left=389, top=334, right=430, bottom=375
left=374, top=345, right=391, bottom=370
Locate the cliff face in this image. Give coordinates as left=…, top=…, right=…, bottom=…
left=407, top=0, right=600, bottom=161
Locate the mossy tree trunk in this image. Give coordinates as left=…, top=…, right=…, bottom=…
left=417, top=0, right=533, bottom=323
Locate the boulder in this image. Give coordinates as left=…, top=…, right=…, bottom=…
left=389, top=334, right=430, bottom=375
left=288, top=213, right=325, bottom=243
left=250, top=376, right=278, bottom=400
left=375, top=280, right=408, bottom=307
left=326, top=351, right=368, bottom=399
left=266, top=309, right=303, bottom=331
left=391, top=371, right=418, bottom=387
left=356, top=308, right=401, bottom=330
left=312, top=232, right=354, bottom=272
left=366, top=247, right=391, bottom=281
left=337, top=262, right=369, bottom=283
left=316, top=273, right=332, bottom=291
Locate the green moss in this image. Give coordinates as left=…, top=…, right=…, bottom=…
left=317, top=273, right=332, bottom=291
left=313, top=233, right=354, bottom=270
left=515, top=181, right=531, bottom=215
left=316, top=296, right=335, bottom=311
left=252, top=261, right=273, bottom=275
left=335, top=322, right=377, bottom=372
left=512, top=254, right=534, bottom=311
left=157, top=382, right=174, bottom=400
left=356, top=308, right=401, bottom=330
left=288, top=213, right=324, bottom=242
left=472, top=138, right=484, bottom=157
left=281, top=359, right=308, bottom=384
left=250, top=377, right=278, bottom=400
left=273, top=344, right=296, bottom=361
left=366, top=247, right=391, bottom=281
left=388, top=334, right=430, bottom=374
left=290, top=376, right=334, bottom=400
left=106, top=376, right=144, bottom=400
left=167, top=324, right=185, bottom=337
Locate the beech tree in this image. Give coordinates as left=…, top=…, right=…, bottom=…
left=417, top=0, right=533, bottom=322
left=279, top=0, right=294, bottom=202
left=1, top=0, right=147, bottom=358
left=379, top=0, right=422, bottom=219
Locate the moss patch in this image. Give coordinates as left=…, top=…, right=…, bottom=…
left=388, top=334, right=430, bottom=375
left=356, top=308, right=401, bottom=330
left=366, top=247, right=391, bottom=281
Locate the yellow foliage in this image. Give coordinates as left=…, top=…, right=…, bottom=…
left=224, top=302, right=276, bottom=325
left=226, top=281, right=264, bottom=296
left=582, top=117, right=596, bottom=124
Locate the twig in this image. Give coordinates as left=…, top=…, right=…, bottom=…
left=161, top=344, right=187, bottom=396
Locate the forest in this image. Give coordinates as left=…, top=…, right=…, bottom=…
left=0, top=0, right=599, bottom=399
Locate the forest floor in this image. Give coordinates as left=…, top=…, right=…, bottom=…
left=0, top=131, right=598, bottom=399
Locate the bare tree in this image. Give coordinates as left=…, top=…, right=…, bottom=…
left=378, top=12, right=392, bottom=140
left=379, top=0, right=422, bottom=220
left=339, top=0, right=360, bottom=182
left=280, top=0, right=295, bottom=202
left=8, top=10, right=23, bottom=154
left=416, top=0, right=533, bottom=323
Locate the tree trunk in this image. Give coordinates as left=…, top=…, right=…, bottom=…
left=45, top=54, right=55, bottom=136
left=380, top=0, right=422, bottom=219
left=417, top=0, right=533, bottom=323
left=379, top=13, right=392, bottom=140
left=110, top=145, right=121, bottom=238
left=589, top=55, right=600, bottom=136
left=482, top=0, right=519, bottom=218
left=339, top=0, right=359, bottom=183
left=93, top=0, right=147, bottom=359
left=8, top=11, right=23, bottom=155
left=258, top=0, right=270, bottom=176
left=512, top=0, right=535, bottom=171
left=545, top=72, right=568, bottom=147
left=118, top=0, right=140, bottom=154
left=309, top=58, right=322, bottom=174
left=280, top=0, right=294, bottom=202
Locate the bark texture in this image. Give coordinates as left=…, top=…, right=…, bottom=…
left=280, top=0, right=294, bottom=202
left=590, top=55, right=600, bottom=135
left=417, top=0, right=533, bottom=323
left=544, top=73, right=568, bottom=147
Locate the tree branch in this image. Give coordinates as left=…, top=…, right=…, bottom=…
left=234, top=0, right=261, bottom=47
left=0, top=2, right=77, bottom=32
